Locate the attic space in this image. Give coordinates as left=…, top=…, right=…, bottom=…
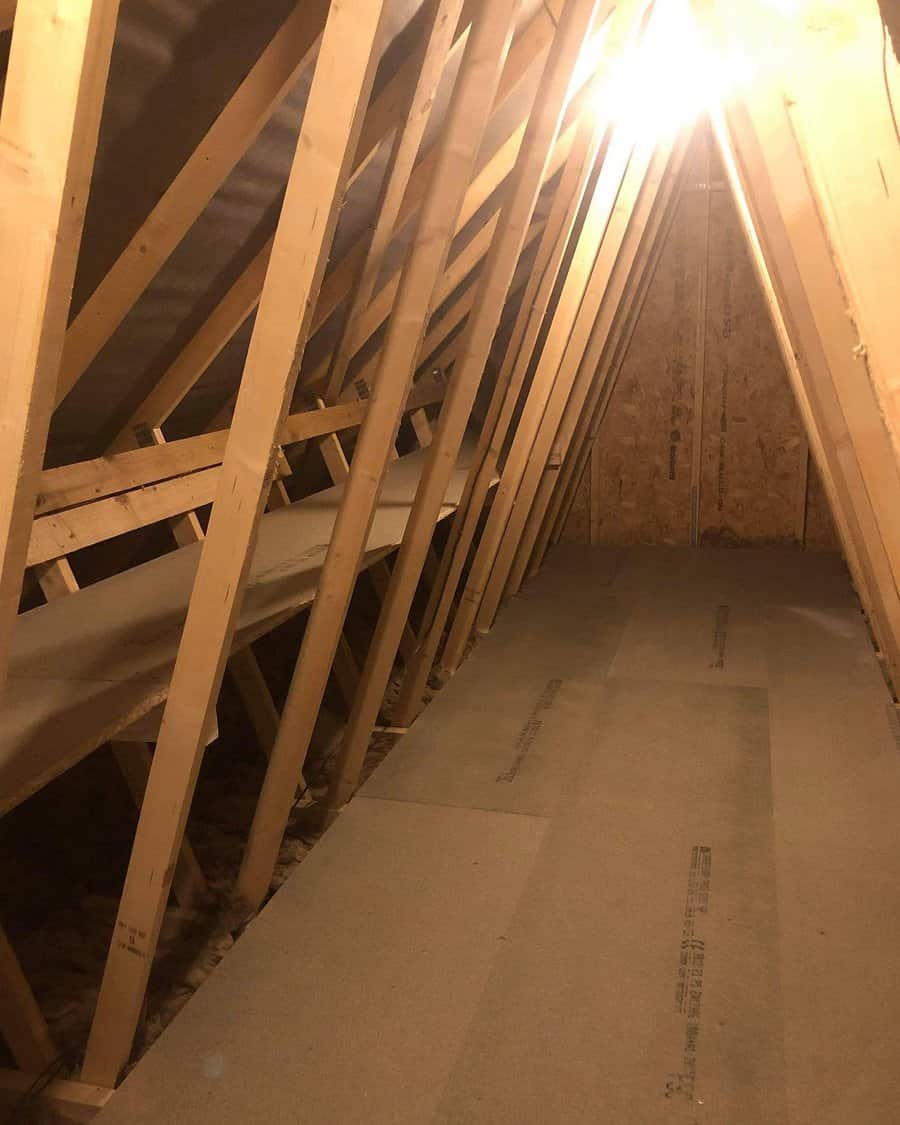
left=1, top=0, right=899, bottom=1121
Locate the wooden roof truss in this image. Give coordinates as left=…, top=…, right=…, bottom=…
left=0, top=0, right=897, bottom=1112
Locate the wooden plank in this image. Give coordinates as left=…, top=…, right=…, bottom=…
left=710, top=0, right=900, bottom=453
left=36, top=383, right=444, bottom=517
left=688, top=132, right=711, bottom=545
left=226, top=646, right=280, bottom=754
left=438, top=123, right=641, bottom=673
left=458, top=129, right=659, bottom=637
left=107, top=3, right=553, bottom=450
left=29, top=467, right=222, bottom=567
left=710, top=97, right=900, bottom=679
left=0, top=0, right=119, bottom=701
left=323, top=0, right=465, bottom=403
left=0, top=1, right=15, bottom=32
left=304, top=79, right=586, bottom=395
left=109, top=742, right=208, bottom=909
left=236, top=0, right=524, bottom=915
left=3, top=445, right=477, bottom=817
left=393, top=69, right=609, bottom=726
left=0, top=1068, right=112, bottom=1124
left=325, top=0, right=608, bottom=817
left=0, top=924, right=57, bottom=1072
left=56, top=0, right=332, bottom=405
left=504, top=134, right=685, bottom=593
left=311, top=1, right=465, bottom=634
left=81, top=0, right=390, bottom=1086
left=538, top=143, right=686, bottom=561
left=32, top=556, right=79, bottom=598
left=204, top=60, right=583, bottom=432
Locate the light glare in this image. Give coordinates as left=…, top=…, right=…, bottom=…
left=597, top=0, right=754, bottom=143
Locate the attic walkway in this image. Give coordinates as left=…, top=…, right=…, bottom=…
left=97, top=544, right=900, bottom=1124
left=0, top=438, right=484, bottom=813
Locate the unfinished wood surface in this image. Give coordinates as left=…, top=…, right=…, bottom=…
left=56, top=0, right=331, bottom=406
left=501, top=134, right=678, bottom=602
left=688, top=134, right=711, bottom=544
left=393, top=74, right=610, bottom=725
left=40, top=383, right=442, bottom=519
left=27, top=385, right=445, bottom=570
left=0, top=1069, right=112, bottom=1124
left=708, top=102, right=886, bottom=654
left=804, top=460, right=840, bottom=551
left=0, top=923, right=57, bottom=1072
left=325, top=0, right=607, bottom=817
left=715, top=91, right=900, bottom=687
left=323, top=0, right=464, bottom=403
left=439, top=118, right=641, bottom=674
left=81, top=0, right=390, bottom=1086
left=2, top=443, right=480, bottom=818
left=296, top=78, right=588, bottom=397
left=697, top=168, right=808, bottom=547
left=152, top=26, right=563, bottom=439
left=567, top=128, right=810, bottom=551
left=86, top=546, right=900, bottom=1125
left=109, top=2, right=553, bottom=450
left=712, top=0, right=900, bottom=455
left=508, top=135, right=688, bottom=592
left=543, top=140, right=687, bottom=561
left=109, top=742, right=207, bottom=909
left=0, top=0, right=120, bottom=703
left=236, top=0, right=523, bottom=914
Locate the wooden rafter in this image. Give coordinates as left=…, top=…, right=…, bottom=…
left=393, top=65, right=611, bottom=726
left=0, top=924, right=57, bottom=1073
left=81, top=0, right=391, bottom=1086
left=713, top=100, right=900, bottom=679
left=0, top=0, right=120, bottom=689
left=537, top=133, right=688, bottom=561
left=324, top=0, right=608, bottom=817
left=236, top=0, right=525, bottom=915
left=56, top=0, right=331, bottom=406
left=476, top=131, right=668, bottom=629
left=322, top=0, right=465, bottom=404
left=504, top=131, right=690, bottom=593
left=0, top=0, right=124, bottom=1046
left=106, top=2, right=556, bottom=449
left=437, top=118, right=644, bottom=673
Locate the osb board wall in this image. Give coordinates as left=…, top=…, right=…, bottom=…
left=563, top=126, right=840, bottom=552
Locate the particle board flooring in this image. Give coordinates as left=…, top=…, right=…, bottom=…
left=98, top=545, right=900, bottom=1124
left=1, top=439, right=485, bottom=813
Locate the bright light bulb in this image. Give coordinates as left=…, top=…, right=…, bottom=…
left=596, top=0, right=754, bottom=144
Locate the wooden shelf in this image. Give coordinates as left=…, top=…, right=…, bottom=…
left=1, top=439, right=487, bottom=813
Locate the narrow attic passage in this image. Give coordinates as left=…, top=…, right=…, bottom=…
left=89, top=546, right=900, bottom=1124
left=1, top=0, right=899, bottom=1120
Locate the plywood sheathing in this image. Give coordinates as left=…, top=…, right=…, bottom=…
left=566, top=126, right=838, bottom=551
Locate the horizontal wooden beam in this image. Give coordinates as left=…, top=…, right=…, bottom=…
left=0, top=1069, right=112, bottom=1124
left=37, top=381, right=444, bottom=518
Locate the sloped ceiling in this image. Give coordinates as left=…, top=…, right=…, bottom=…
left=0, top=0, right=546, bottom=468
